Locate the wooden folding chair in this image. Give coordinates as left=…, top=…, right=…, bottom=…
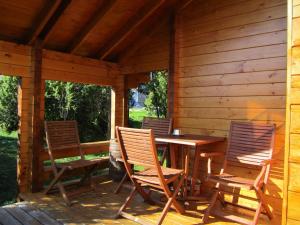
left=202, top=121, right=276, bottom=225
left=114, top=117, right=172, bottom=194
left=44, top=120, right=107, bottom=206
left=116, top=126, right=185, bottom=225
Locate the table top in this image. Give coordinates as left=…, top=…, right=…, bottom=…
left=155, top=134, right=225, bottom=146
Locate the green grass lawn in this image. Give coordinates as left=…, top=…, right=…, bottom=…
left=0, top=130, right=18, bottom=206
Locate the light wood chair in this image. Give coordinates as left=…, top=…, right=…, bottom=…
left=116, top=126, right=185, bottom=225
left=202, top=121, right=276, bottom=225
left=114, top=117, right=172, bottom=194
left=44, top=120, right=107, bottom=206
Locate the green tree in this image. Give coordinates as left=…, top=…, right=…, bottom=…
left=0, top=77, right=111, bottom=142
left=0, top=76, right=19, bottom=133
left=142, top=71, right=168, bottom=118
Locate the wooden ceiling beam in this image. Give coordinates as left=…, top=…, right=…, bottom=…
left=27, top=0, right=62, bottom=45
left=96, top=0, right=166, bottom=60
left=38, top=0, right=73, bottom=46
left=68, top=0, right=117, bottom=54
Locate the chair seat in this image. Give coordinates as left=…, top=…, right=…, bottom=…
left=208, top=173, right=254, bottom=190
left=133, top=167, right=184, bottom=185
left=56, top=157, right=108, bottom=170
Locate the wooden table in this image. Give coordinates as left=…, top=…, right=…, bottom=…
left=155, top=134, right=225, bottom=199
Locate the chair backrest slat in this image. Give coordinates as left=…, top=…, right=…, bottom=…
left=116, top=127, right=159, bottom=168
left=45, top=120, right=83, bottom=159
left=226, top=122, right=275, bottom=166
left=142, top=117, right=172, bottom=137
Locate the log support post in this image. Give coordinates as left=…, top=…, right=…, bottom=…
left=31, top=40, right=44, bottom=192
left=111, top=75, right=125, bottom=139
left=168, top=11, right=180, bottom=122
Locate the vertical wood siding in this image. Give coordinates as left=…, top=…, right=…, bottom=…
left=284, top=0, right=300, bottom=224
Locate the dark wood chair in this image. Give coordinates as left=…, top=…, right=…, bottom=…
left=44, top=120, right=108, bottom=206
left=202, top=121, right=276, bottom=225
left=116, top=126, right=185, bottom=225
left=142, top=117, right=173, bottom=164
left=114, top=117, right=172, bottom=194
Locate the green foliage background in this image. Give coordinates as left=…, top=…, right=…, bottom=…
left=138, top=71, right=168, bottom=118
left=45, top=81, right=111, bottom=142
left=0, top=76, right=19, bottom=132
left=0, top=76, right=111, bottom=142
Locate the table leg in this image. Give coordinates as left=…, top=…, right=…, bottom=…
left=183, top=146, right=190, bottom=199
left=170, top=144, right=177, bottom=169
left=191, top=146, right=201, bottom=196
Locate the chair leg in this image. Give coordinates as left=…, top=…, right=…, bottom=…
left=202, top=190, right=219, bottom=223
left=157, top=197, right=173, bottom=225
left=169, top=176, right=185, bottom=214
left=116, top=187, right=137, bottom=217
left=57, top=181, right=71, bottom=206
left=114, top=173, right=128, bottom=194
left=256, top=188, right=273, bottom=220
left=252, top=200, right=262, bottom=225
left=159, top=175, right=185, bottom=225
left=44, top=167, right=66, bottom=194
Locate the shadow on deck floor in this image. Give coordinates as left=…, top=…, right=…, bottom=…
left=1, top=176, right=279, bottom=225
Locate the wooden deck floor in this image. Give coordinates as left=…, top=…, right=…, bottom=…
left=1, top=176, right=279, bottom=225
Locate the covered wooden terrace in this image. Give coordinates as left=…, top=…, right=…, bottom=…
left=0, top=0, right=298, bottom=224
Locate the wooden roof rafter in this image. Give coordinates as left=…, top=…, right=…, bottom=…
left=96, top=0, right=167, bottom=60
left=27, top=0, right=62, bottom=45
left=67, top=0, right=117, bottom=54
left=117, top=0, right=194, bottom=63
left=31, top=0, right=73, bottom=46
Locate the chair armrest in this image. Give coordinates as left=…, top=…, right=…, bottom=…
left=200, top=152, right=224, bottom=158
left=204, top=152, right=224, bottom=177
left=254, top=159, right=277, bottom=188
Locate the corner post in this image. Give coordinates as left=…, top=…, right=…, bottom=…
left=168, top=10, right=180, bottom=121
left=111, top=75, right=125, bottom=139
left=31, top=40, right=44, bottom=192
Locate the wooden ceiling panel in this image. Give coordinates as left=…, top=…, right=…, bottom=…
left=44, top=0, right=105, bottom=51
left=73, top=0, right=150, bottom=57
left=0, top=0, right=45, bottom=42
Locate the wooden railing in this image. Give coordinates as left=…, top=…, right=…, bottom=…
left=40, top=141, right=110, bottom=182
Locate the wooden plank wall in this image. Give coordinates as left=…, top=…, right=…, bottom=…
left=177, top=0, right=287, bottom=220
left=120, top=17, right=170, bottom=75
left=283, top=0, right=300, bottom=224
left=0, top=40, right=124, bottom=192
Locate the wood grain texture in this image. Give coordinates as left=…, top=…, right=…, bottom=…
left=283, top=0, right=299, bottom=224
